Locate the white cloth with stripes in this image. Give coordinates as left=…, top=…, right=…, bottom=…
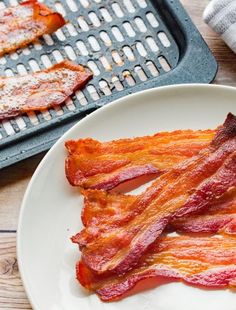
left=203, top=0, right=236, bottom=53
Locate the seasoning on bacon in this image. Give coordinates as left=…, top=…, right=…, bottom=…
left=80, top=114, right=236, bottom=275
left=77, top=235, right=236, bottom=301
left=65, top=129, right=215, bottom=190
left=0, top=61, right=92, bottom=120
left=0, top=0, right=66, bottom=56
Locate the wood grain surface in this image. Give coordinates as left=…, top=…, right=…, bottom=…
left=0, top=1, right=235, bottom=309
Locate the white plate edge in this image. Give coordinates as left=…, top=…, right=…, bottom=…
left=16, top=83, right=236, bottom=309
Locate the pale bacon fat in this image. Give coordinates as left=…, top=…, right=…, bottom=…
left=0, top=0, right=66, bottom=56
left=0, top=60, right=92, bottom=120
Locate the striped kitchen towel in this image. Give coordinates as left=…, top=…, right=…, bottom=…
left=203, top=0, right=236, bottom=53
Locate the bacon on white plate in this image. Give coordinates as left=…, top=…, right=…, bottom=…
left=0, top=61, right=92, bottom=120
left=72, top=190, right=236, bottom=251
left=65, top=129, right=215, bottom=190
left=171, top=195, right=236, bottom=235
left=0, top=0, right=66, bottom=56
left=77, top=235, right=236, bottom=301
left=78, top=114, right=236, bottom=275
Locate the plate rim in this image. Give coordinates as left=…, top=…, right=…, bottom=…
left=17, top=83, right=236, bottom=309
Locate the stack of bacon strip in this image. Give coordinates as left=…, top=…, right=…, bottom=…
left=0, top=0, right=66, bottom=56
left=65, top=113, right=236, bottom=302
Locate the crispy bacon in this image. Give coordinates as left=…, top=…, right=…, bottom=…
left=65, top=130, right=215, bottom=190
left=0, top=61, right=92, bottom=120
left=79, top=114, right=236, bottom=274
left=0, top=0, right=66, bottom=56
left=171, top=195, right=236, bottom=235
left=77, top=235, right=236, bottom=301
left=72, top=190, right=137, bottom=247
left=72, top=192, right=236, bottom=250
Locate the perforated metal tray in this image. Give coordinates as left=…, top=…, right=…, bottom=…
left=0, top=0, right=217, bottom=169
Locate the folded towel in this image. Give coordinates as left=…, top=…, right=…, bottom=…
left=203, top=0, right=236, bottom=53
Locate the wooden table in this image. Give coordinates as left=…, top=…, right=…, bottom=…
left=0, top=1, right=236, bottom=308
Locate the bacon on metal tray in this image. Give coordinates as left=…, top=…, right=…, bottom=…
left=0, top=60, right=92, bottom=120
left=0, top=0, right=66, bottom=56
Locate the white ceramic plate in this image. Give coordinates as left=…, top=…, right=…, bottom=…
left=18, top=84, right=236, bottom=310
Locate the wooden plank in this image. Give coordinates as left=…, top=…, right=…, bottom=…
left=0, top=154, right=45, bottom=231
left=0, top=233, right=31, bottom=309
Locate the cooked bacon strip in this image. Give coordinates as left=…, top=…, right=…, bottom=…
left=72, top=191, right=236, bottom=248
left=171, top=195, right=236, bottom=235
left=80, top=114, right=236, bottom=274
left=77, top=235, right=236, bottom=301
left=65, top=130, right=214, bottom=190
left=0, top=0, right=66, bottom=56
left=0, top=61, right=92, bottom=120
left=72, top=190, right=137, bottom=247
